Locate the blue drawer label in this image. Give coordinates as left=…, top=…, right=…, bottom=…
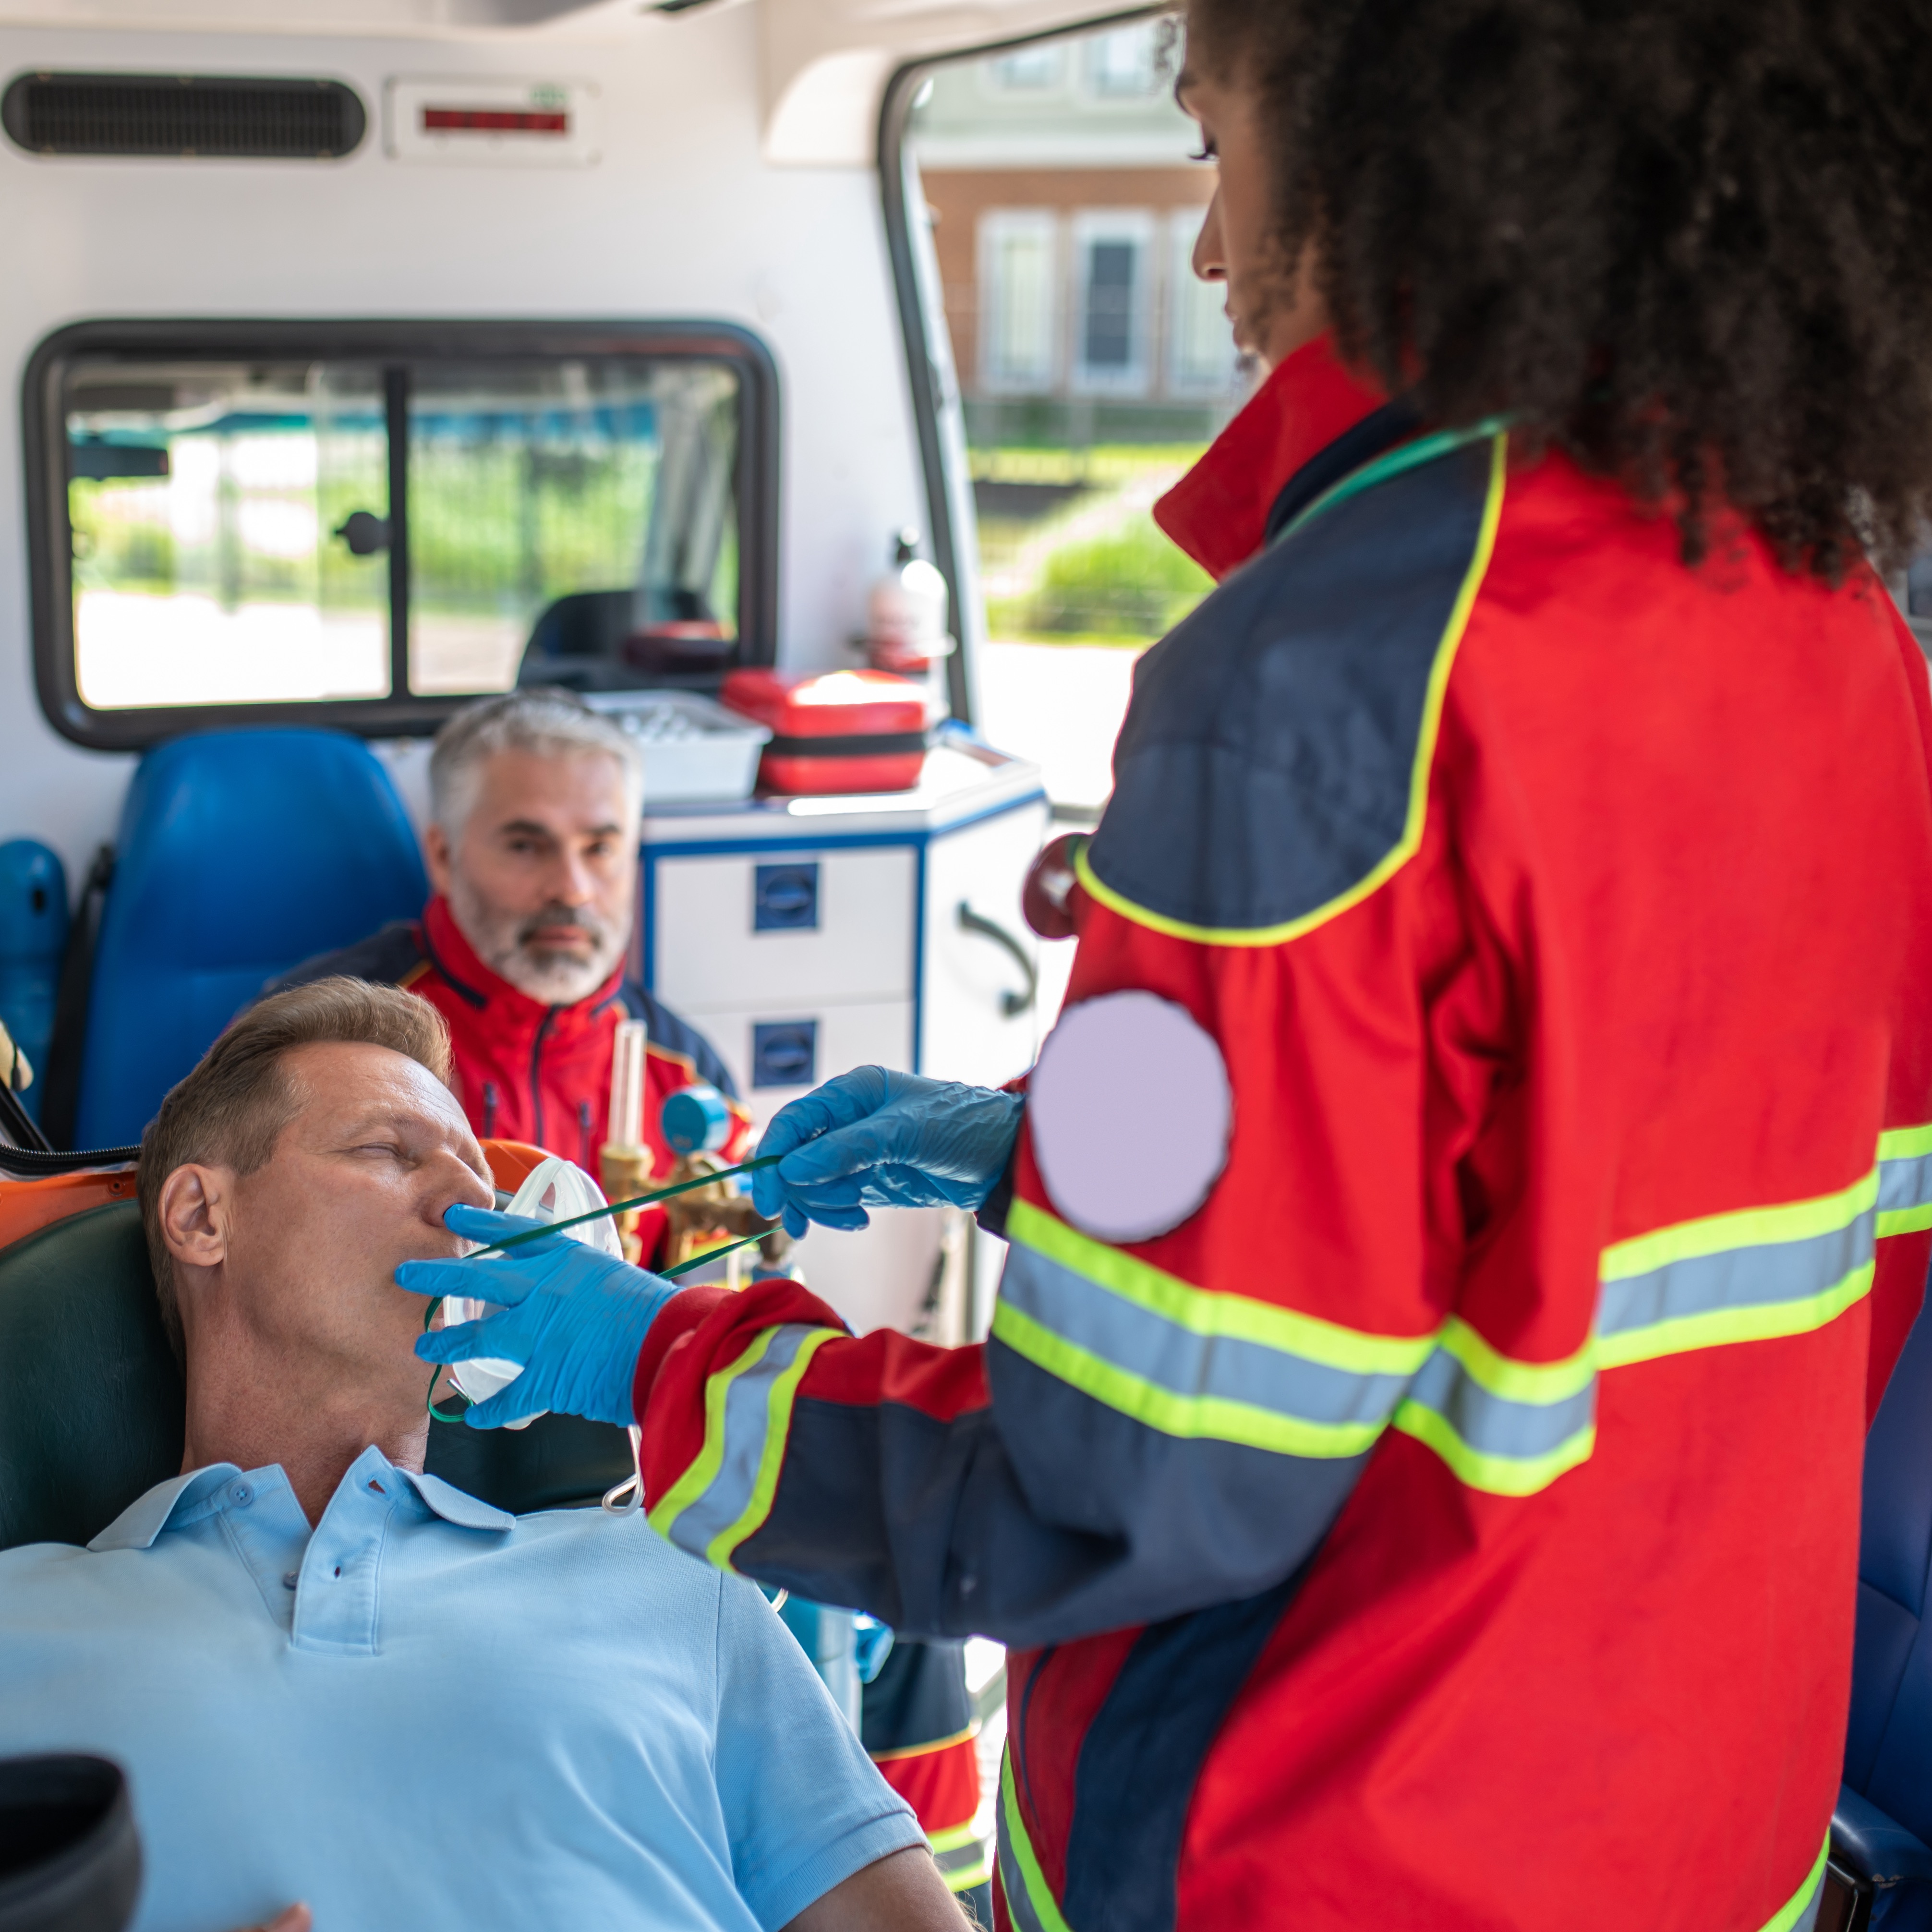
left=752, top=1020, right=818, bottom=1088
left=754, top=862, right=820, bottom=931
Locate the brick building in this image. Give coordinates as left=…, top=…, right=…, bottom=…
left=906, top=26, right=1237, bottom=443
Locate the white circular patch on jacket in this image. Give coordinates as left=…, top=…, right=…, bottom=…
left=1029, top=990, right=1232, bottom=1244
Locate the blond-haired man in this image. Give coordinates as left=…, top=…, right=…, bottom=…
left=0, top=980, right=957, bottom=1932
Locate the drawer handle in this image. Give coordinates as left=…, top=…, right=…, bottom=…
left=754, top=862, right=820, bottom=932
left=957, top=901, right=1037, bottom=1018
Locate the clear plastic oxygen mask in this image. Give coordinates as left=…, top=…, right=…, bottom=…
left=442, top=1154, right=625, bottom=1429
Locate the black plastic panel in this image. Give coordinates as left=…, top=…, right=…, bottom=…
left=2, top=72, right=366, bottom=159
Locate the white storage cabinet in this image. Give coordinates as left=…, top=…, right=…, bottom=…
left=639, top=730, right=1050, bottom=1336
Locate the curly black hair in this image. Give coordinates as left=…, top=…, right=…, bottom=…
left=1185, top=0, right=1932, bottom=576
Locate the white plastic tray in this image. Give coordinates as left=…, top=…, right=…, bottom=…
left=581, top=689, right=771, bottom=806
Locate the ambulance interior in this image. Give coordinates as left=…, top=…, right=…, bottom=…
left=0, top=0, right=1929, bottom=1924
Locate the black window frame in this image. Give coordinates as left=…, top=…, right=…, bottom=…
left=25, top=315, right=780, bottom=751
left=876, top=8, right=1159, bottom=731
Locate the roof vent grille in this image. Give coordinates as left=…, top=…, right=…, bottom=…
left=1, top=72, right=366, bottom=159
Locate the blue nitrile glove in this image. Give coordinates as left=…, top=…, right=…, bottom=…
left=749, top=1068, right=1025, bottom=1238
left=401, top=1203, right=680, bottom=1429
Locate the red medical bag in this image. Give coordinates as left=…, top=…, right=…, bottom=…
left=720, top=668, right=929, bottom=796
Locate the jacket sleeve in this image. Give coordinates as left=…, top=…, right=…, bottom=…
left=634, top=816, right=1514, bottom=1649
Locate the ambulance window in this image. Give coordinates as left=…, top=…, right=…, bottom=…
left=63, top=362, right=391, bottom=712
left=406, top=360, right=742, bottom=698
left=26, top=322, right=776, bottom=750
left=890, top=17, right=1243, bottom=819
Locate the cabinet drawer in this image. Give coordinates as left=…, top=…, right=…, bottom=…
left=678, top=999, right=914, bottom=1131
left=650, top=847, right=917, bottom=1010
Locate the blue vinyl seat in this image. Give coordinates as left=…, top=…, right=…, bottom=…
left=1838, top=1293, right=1932, bottom=1929
left=74, top=729, right=427, bottom=1149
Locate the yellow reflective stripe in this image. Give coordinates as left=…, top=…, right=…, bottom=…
left=942, top=1852, right=993, bottom=1894
left=929, top=1819, right=993, bottom=1892
left=1594, top=1263, right=1873, bottom=1371
left=1003, top=1131, right=1931, bottom=1500
left=1435, top=1312, right=1594, bottom=1401
left=871, top=1723, right=977, bottom=1763
left=1595, top=1167, right=1878, bottom=1370
left=645, top=1326, right=780, bottom=1540
left=1072, top=432, right=1508, bottom=950
left=702, top=1328, right=839, bottom=1569
left=1391, top=1401, right=1597, bottom=1497
left=1877, top=1123, right=1932, bottom=1237
left=1599, top=1170, right=1878, bottom=1284
left=1389, top=1316, right=1597, bottom=1496
left=927, top=1822, right=983, bottom=1855
left=999, top=1751, right=1073, bottom=1932
left=1007, top=1198, right=1433, bottom=1380
left=991, top=1297, right=1381, bottom=1457
left=1757, top=1834, right=1830, bottom=1932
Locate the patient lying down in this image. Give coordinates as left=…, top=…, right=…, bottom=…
left=0, top=980, right=964, bottom=1932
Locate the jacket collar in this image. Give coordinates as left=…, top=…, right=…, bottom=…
left=422, top=894, right=628, bottom=1030
left=1154, top=331, right=1397, bottom=581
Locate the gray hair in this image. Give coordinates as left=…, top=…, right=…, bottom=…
left=429, top=688, right=645, bottom=836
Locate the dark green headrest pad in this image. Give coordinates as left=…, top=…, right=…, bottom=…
left=0, top=1201, right=182, bottom=1553
left=0, top=1200, right=635, bottom=1548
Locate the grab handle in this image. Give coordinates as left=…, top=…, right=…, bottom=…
left=957, top=901, right=1038, bottom=1018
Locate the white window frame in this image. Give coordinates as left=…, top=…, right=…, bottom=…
left=978, top=209, right=1061, bottom=396
left=1070, top=209, right=1155, bottom=398
left=1164, top=211, right=1237, bottom=398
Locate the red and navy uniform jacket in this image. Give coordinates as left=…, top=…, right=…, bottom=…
left=273, top=894, right=750, bottom=1263
left=630, top=334, right=1932, bottom=1932
left=861, top=1638, right=990, bottom=1902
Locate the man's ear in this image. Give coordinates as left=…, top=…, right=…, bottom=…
left=158, top=1163, right=235, bottom=1274
left=423, top=821, right=454, bottom=899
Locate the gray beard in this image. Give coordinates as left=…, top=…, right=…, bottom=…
left=447, top=878, right=628, bottom=1007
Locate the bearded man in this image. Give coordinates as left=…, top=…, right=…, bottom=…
left=271, top=689, right=750, bottom=1249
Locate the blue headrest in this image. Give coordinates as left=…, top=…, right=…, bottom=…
left=75, top=729, right=427, bottom=1148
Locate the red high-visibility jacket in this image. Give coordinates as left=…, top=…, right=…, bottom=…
left=275, top=894, right=750, bottom=1262
left=632, top=335, right=1932, bottom=1932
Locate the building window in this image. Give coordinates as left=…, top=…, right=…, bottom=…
left=1166, top=214, right=1238, bottom=396
left=1083, top=25, right=1162, bottom=100
left=1072, top=212, right=1154, bottom=397
left=982, top=44, right=1065, bottom=95
left=979, top=211, right=1060, bottom=394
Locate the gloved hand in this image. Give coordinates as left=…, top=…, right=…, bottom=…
left=401, top=1203, right=681, bottom=1429
left=749, top=1068, right=1025, bottom=1238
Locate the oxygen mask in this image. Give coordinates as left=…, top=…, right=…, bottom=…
left=439, top=1154, right=625, bottom=1429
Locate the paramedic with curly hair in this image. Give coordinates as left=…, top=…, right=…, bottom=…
left=404, top=2, right=1932, bottom=1924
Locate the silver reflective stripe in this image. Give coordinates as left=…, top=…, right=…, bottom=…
left=659, top=1324, right=821, bottom=1559
left=934, top=1837, right=990, bottom=1881
left=1000, top=1239, right=1412, bottom=1434
left=1401, top=1345, right=1596, bottom=1461
left=996, top=1806, right=1049, bottom=1932
left=1597, top=1213, right=1873, bottom=1341
left=1879, top=1148, right=1932, bottom=1214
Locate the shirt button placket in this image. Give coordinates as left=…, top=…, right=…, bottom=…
left=290, top=1464, right=393, bottom=1655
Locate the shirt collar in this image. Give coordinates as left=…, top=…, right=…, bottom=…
left=1153, top=331, right=1394, bottom=581
left=423, top=894, right=628, bottom=1029
left=88, top=1447, right=513, bottom=1551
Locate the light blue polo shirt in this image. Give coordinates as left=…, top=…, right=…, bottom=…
left=0, top=1446, right=920, bottom=1932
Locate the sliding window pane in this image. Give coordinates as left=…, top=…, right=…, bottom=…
left=66, top=362, right=389, bottom=709
left=406, top=360, right=741, bottom=696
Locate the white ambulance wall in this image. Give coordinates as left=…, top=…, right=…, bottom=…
left=0, top=4, right=927, bottom=883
